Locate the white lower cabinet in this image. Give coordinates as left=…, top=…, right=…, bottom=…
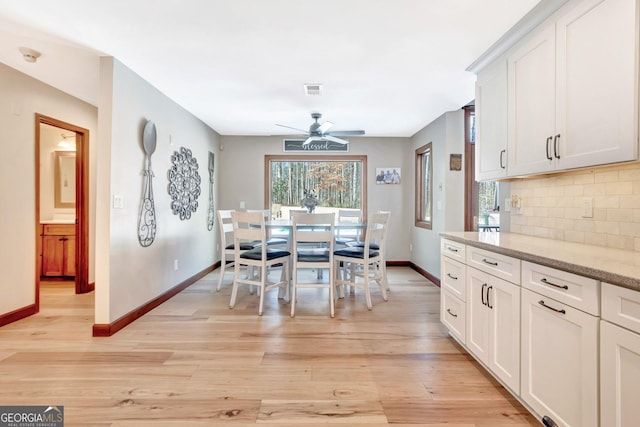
left=521, top=287, right=599, bottom=427
left=600, top=283, right=640, bottom=427
left=466, top=266, right=520, bottom=393
left=441, top=289, right=465, bottom=343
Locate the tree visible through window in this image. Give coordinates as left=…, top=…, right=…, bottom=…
left=415, top=142, right=432, bottom=229
left=265, top=155, right=366, bottom=219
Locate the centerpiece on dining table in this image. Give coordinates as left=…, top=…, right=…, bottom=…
left=301, top=189, right=318, bottom=213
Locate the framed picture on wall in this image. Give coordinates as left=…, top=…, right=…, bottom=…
left=376, top=167, right=401, bottom=185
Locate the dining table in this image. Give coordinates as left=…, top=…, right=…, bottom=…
left=264, top=218, right=367, bottom=298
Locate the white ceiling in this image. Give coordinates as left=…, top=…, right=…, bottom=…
left=0, top=0, right=540, bottom=137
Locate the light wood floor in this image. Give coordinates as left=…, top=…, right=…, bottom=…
left=0, top=268, right=539, bottom=426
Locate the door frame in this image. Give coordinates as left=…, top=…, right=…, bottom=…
left=464, top=106, right=478, bottom=231
left=35, top=114, right=91, bottom=302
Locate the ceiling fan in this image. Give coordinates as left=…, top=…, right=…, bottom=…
left=276, top=112, right=365, bottom=145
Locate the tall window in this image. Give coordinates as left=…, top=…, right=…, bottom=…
left=415, top=142, right=432, bottom=229
left=464, top=106, right=500, bottom=231
left=264, top=155, right=367, bottom=219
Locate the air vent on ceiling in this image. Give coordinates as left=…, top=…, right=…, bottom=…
left=304, top=84, right=322, bottom=96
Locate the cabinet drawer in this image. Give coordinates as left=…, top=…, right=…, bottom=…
left=441, top=238, right=465, bottom=262
left=441, top=289, right=465, bottom=343
left=42, top=224, right=76, bottom=236
left=522, top=261, right=600, bottom=316
left=466, top=246, right=520, bottom=284
left=441, top=257, right=466, bottom=301
left=602, top=283, right=640, bottom=334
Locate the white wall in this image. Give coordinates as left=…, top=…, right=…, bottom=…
left=0, top=62, right=97, bottom=316
left=410, top=109, right=465, bottom=278
left=218, top=135, right=412, bottom=261
left=95, top=58, right=221, bottom=324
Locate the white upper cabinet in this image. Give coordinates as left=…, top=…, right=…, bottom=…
left=555, top=0, right=638, bottom=170
left=472, top=0, right=638, bottom=178
left=475, top=60, right=508, bottom=180
left=507, top=24, right=557, bottom=176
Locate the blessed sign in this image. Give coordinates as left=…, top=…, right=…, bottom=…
left=283, top=139, right=349, bottom=152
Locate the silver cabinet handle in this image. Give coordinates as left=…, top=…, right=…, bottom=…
left=545, top=136, right=553, bottom=160
left=538, top=300, right=566, bottom=314
left=481, top=283, right=487, bottom=306
left=540, top=277, right=568, bottom=290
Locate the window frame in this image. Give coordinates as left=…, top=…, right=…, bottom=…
left=415, top=142, right=433, bottom=229
left=264, top=154, right=368, bottom=219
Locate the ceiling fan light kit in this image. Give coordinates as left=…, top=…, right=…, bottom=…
left=276, top=112, right=365, bottom=146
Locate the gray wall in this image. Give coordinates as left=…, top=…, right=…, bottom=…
left=410, top=109, right=466, bottom=278
left=95, top=57, right=221, bottom=323
left=218, top=135, right=412, bottom=262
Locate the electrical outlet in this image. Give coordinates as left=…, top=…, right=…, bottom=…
left=504, top=198, right=511, bottom=212
left=113, top=194, right=123, bottom=209
left=174, top=259, right=179, bottom=271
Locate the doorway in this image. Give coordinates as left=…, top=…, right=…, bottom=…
left=35, top=114, right=91, bottom=309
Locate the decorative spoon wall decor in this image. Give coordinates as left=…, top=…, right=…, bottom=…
left=207, top=151, right=214, bottom=231
left=137, top=120, right=157, bottom=247
left=167, top=146, right=201, bottom=220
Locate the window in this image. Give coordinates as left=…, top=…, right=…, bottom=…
left=415, top=142, right=432, bottom=229
left=464, top=106, right=500, bottom=231
left=264, top=155, right=367, bottom=219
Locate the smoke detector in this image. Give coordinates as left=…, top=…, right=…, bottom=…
left=303, top=84, right=322, bottom=96
left=19, top=47, right=41, bottom=63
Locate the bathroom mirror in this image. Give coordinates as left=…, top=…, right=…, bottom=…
left=54, top=151, right=76, bottom=208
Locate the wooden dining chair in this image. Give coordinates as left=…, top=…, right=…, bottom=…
left=346, top=210, right=391, bottom=291
left=290, top=212, right=336, bottom=317
left=216, top=209, right=261, bottom=291
left=335, top=208, right=362, bottom=247
left=247, top=209, right=288, bottom=247
left=229, top=211, right=291, bottom=316
left=334, top=212, right=389, bottom=310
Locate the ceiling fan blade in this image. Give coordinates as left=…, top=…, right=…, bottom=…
left=327, top=130, right=365, bottom=136
left=323, top=135, right=349, bottom=145
left=302, top=136, right=321, bottom=145
left=275, top=123, right=310, bottom=134
left=317, top=121, right=334, bottom=134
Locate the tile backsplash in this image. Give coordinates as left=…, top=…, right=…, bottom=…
left=510, top=162, right=640, bottom=251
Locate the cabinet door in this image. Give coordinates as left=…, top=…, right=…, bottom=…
left=507, top=25, right=556, bottom=176
left=475, top=60, right=508, bottom=180
left=521, top=288, right=598, bottom=427
left=488, top=277, right=520, bottom=393
left=556, top=0, right=638, bottom=169
left=42, top=235, right=65, bottom=276
left=466, top=267, right=490, bottom=364
left=601, top=320, right=640, bottom=427
left=64, top=235, right=76, bottom=276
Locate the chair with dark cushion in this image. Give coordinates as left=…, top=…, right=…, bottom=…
left=229, top=211, right=291, bottom=316
left=216, top=209, right=260, bottom=291
left=334, top=212, right=388, bottom=310
left=290, top=212, right=336, bottom=317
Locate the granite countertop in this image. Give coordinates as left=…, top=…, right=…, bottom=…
left=440, top=232, right=640, bottom=292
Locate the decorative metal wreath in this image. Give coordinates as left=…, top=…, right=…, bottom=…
left=167, top=147, right=201, bottom=220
